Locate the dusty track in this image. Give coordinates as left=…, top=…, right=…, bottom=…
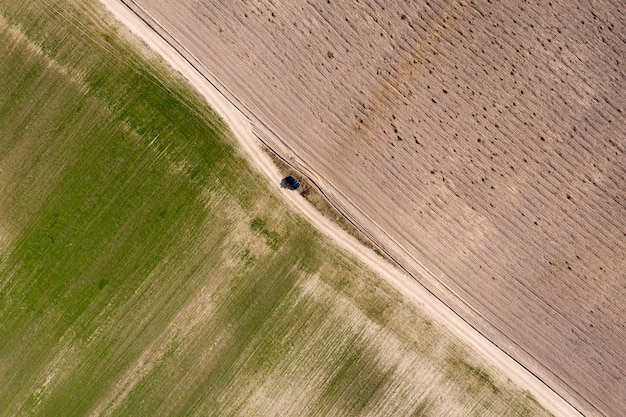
left=100, top=1, right=624, bottom=416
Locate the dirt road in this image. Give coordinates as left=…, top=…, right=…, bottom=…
left=108, top=1, right=626, bottom=415
left=97, top=1, right=591, bottom=416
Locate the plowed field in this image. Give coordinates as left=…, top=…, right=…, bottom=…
left=127, top=1, right=625, bottom=415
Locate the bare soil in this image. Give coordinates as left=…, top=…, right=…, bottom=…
left=113, top=1, right=624, bottom=415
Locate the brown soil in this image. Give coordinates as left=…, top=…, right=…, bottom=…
left=120, top=1, right=624, bottom=415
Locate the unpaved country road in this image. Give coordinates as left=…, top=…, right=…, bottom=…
left=99, top=1, right=584, bottom=416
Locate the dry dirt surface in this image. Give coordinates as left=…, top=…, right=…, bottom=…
left=112, top=1, right=624, bottom=415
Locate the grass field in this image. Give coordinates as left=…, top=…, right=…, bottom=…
left=0, top=1, right=551, bottom=416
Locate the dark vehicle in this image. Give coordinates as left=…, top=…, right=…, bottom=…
left=285, top=175, right=301, bottom=190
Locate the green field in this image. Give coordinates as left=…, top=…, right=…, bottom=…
left=0, top=1, right=551, bottom=416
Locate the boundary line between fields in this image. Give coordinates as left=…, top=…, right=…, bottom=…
left=112, top=2, right=594, bottom=415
